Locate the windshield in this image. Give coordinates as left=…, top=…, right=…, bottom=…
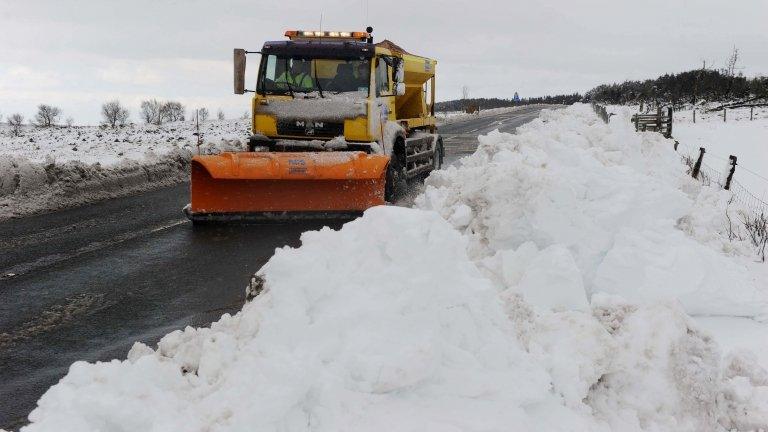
left=257, top=55, right=371, bottom=96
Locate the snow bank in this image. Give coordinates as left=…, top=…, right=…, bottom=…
left=0, top=120, right=248, bottom=219
left=21, top=105, right=768, bottom=431
left=417, top=104, right=768, bottom=319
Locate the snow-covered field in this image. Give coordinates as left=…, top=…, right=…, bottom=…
left=15, top=105, right=768, bottom=432
left=0, top=120, right=249, bottom=220
left=674, top=106, right=768, bottom=204
left=610, top=104, right=768, bottom=205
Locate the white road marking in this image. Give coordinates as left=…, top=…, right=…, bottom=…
left=150, top=219, right=188, bottom=233
left=1, top=218, right=190, bottom=280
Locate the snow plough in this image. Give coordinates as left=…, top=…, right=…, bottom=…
left=184, top=27, right=442, bottom=223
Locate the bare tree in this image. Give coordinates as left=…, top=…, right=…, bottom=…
left=102, top=100, right=130, bottom=127
left=461, top=85, right=470, bottom=100
left=161, top=101, right=185, bottom=122
left=140, top=99, right=162, bottom=125
left=217, top=109, right=225, bottom=120
left=34, top=104, right=61, bottom=127
left=8, top=113, right=24, bottom=136
left=725, top=46, right=740, bottom=77
left=197, top=107, right=209, bottom=122
left=65, top=117, right=74, bottom=128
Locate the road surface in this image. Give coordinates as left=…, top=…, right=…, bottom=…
left=0, top=105, right=548, bottom=430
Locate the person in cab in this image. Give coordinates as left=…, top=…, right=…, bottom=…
left=275, top=60, right=314, bottom=89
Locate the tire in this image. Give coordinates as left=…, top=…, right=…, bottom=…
left=385, top=152, right=407, bottom=203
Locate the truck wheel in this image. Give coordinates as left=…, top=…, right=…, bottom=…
left=385, top=153, right=407, bottom=202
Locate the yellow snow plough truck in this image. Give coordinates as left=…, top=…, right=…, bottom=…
left=184, top=27, right=442, bottom=223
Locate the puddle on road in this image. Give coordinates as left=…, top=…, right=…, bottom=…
left=0, top=293, right=106, bottom=350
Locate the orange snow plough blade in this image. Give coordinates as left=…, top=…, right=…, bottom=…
left=185, top=151, right=389, bottom=223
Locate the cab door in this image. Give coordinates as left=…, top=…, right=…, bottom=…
left=371, top=56, right=397, bottom=153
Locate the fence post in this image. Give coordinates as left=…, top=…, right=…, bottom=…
left=657, top=106, right=662, bottom=131
left=724, top=155, right=737, bottom=190
left=691, top=147, right=706, bottom=180
left=666, top=106, right=673, bottom=138
left=751, top=107, right=754, bottom=121
left=693, top=109, right=696, bottom=123
left=723, top=108, right=727, bottom=122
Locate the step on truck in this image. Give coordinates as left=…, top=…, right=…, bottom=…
left=184, top=27, right=442, bottom=223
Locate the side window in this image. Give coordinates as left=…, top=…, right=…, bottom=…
left=264, top=55, right=277, bottom=80
left=375, top=58, right=391, bottom=96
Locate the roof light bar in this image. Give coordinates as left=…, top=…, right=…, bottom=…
left=284, top=30, right=370, bottom=41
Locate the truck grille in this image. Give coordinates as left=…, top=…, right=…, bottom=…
left=277, top=120, right=344, bottom=138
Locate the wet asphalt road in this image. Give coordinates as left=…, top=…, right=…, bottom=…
left=0, top=105, right=548, bottom=430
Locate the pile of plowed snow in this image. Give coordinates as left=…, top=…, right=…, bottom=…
left=18, top=105, right=768, bottom=432
left=0, top=120, right=248, bottom=219
left=419, top=106, right=767, bottom=319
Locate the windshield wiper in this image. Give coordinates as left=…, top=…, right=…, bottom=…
left=282, top=58, right=295, bottom=99
left=313, top=63, right=325, bottom=98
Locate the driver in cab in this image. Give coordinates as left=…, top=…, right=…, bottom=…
left=275, top=60, right=314, bottom=89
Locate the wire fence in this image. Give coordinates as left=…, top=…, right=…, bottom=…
left=678, top=146, right=768, bottom=261
left=676, top=141, right=768, bottom=217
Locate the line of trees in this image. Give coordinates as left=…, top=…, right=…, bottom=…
left=435, top=93, right=582, bottom=112
left=2, top=104, right=65, bottom=136
left=139, top=99, right=186, bottom=125
left=584, top=70, right=768, bottom=107
left=584, top=48, right=768, bottom=107
left=3, top=101, right=228, bottom=136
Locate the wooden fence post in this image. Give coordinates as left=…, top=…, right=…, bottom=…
left=691, top=147, right=706, bottom=180
left=657, top=106, right=662, bottom=130
left=751, top=107, right=754, bottom=121
left=724, top=155, right=737, bottom=190
left=693, top=109, right=696, bottom=123
left=666, top=107, right=673, bottom=138
left=723, top=108, right=727, bottom=122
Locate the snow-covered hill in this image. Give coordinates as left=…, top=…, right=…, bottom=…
left=17, top=105, right=768, bottom=432
left=0, top=120, right=249, bottom=219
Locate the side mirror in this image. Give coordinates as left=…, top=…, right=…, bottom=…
left=234, top=48, right=246, bottom=95
left=396, top=82, right=406, bottom=96
left=394, top=60, right=404, bottom=83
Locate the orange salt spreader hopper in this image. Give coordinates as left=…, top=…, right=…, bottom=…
left=185, top=151, right=389, bottom=222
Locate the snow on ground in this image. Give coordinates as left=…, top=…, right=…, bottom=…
left=0, top=119, right=249, bottom=219
left=19, top=105, right=768, bottom=432
left=419, top=105, right=767, bottom=318
left=608, top=104, right=768, bottom=205
left=673, top=106, right=768, bottom=204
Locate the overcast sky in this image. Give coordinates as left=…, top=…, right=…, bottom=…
left=1, top=0, right=766, bottom=124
